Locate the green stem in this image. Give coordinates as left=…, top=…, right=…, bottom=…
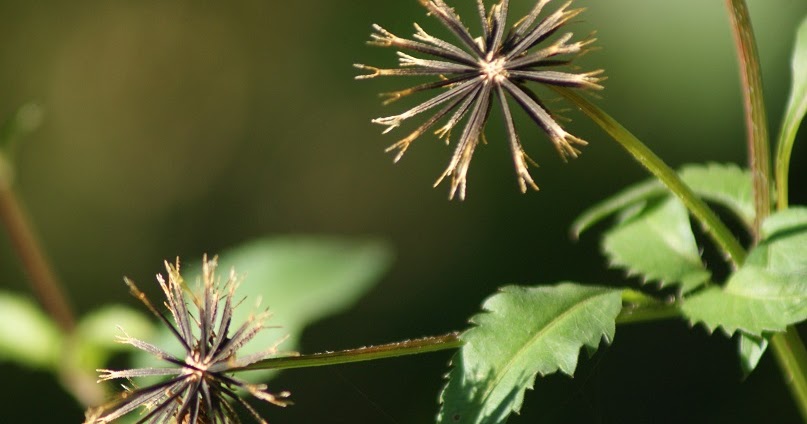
left=774, top=102, right=804, bottom=210
left=553, top=86, right=746, bottom=265
left=616, top=304, right=680, bottom=325
left=774, top=20, right=807, bottom=210
left=725, top=0, right=771, bottom=232
left=617, top=289, right=680, bottom=325
left=235, top=333, right=462, bottom=372
left=725, top=2, right=807, bottom=420
left=771, top=329, right=807, bottom=421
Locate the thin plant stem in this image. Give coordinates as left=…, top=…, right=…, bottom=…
left=771, top=329, right=807, bottom=421
left=0, top=112, right=102, bottom=406
left=0, top=178, right=102, bottom=404
left=236, top=333, right=462, bottom=372
left=0, top=181, right=75, bottom=332
left=726, top=1, right=807, bottom=420
left=239, top=301, right=690, bottom=372
left=617, top=289, right=680, bottom=325
left=774, top=102, right=805, bottom=210
left=774, top=17, right=807, bottom=211
left=616, top=306, right=679, bottom=325
left=725, top=0, right=771, bottom=234
left=552, top=86, right=746, bottom=265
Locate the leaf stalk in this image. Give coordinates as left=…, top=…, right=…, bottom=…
left=236, top=333, right=462, bottom=372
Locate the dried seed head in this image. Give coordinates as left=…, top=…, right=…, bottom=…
left=84, top=256, right=292, bottom=424
left=357, top=0, right=604, bottom=199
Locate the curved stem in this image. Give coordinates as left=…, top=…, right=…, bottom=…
left=725, top=0, right=772, bottom=230
left=725, top=0, right=771, bottom=233
left=725, top=1, right=807, bottom=420
left=235, top=333, right=462, bottom=372
left=552, top=87, right=746, bottom=265
left=0, top=181, right=75, bottom=332
left=774, top=19, right=807, bottom=210
left=616, top=306, right=680, bottom=325
left=771, top=329, right=807, bottom=421
left=774, top=104, right=804, bottom=210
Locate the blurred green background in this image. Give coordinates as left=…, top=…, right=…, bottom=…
left=1, top=0, right=806, bottom=422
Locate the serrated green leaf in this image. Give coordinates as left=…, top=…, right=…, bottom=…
left=0, top=291, right=61, bottom=369
left=679, top=163, right=755, bottom=228
left=575, top=163, right=752, bottom=291
left=574, top=163, right=753, bottom=237
left=761, top=207, right=807, bottom=239
left=682, top=208, right=807, bottom=335
left=739, top=333, right=768, bottom=377
left=603, top=197, right=710, bottom=292
left=438, top=283, right=623, bottom=424
left=571, top=179, right=664, bottom=238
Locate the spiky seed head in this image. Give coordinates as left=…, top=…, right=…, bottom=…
left=84, top=256, right=292, bottom=424
left=357, top=0, right=604, bottom=199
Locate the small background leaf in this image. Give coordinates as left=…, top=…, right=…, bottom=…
left=73, top=306, right=155, bottom=372
left=0, top=290, right=61, bottom=369
left=682, top=208, right=807, bottom=335
left=0, top=103, right=43, bottom=153
left=603, top=197, right=710, bottom=292
left=212, top=236, right=393, bottom=353
left=0, top=103, right=43, bottom=184
left=437, top=283, right=622, bottom=424
left=133, top=236, right=392, bottom=381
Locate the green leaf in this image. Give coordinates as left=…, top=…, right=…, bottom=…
left=679, top=163, right=755, bottom=228
left=0, top=103, right=43, bottom=185
left=574, top=163, right=754, bottom=237
left=571, top=179, right=664, bottom=238
left=602, top=197, right=710, bottom=292
left=739, top=333, right=768, bottom=377
left=213, top=237, right=392, bottom=351
left=437, top=283, right=623, bottom=424
left=761, top=206, right=807, bottom=239
left=0, top=103, right=43, bottom=153
left=134, top=236, right=392, bottom=379
left=682, top=208, right=807, bottom=335
left=0, top=291, right=62, bottom=369
left=775, top=15, right=807, bottom=207
left=574, top=163, right=752, bottom=291
left=74, top=306, right=155, bottom=371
